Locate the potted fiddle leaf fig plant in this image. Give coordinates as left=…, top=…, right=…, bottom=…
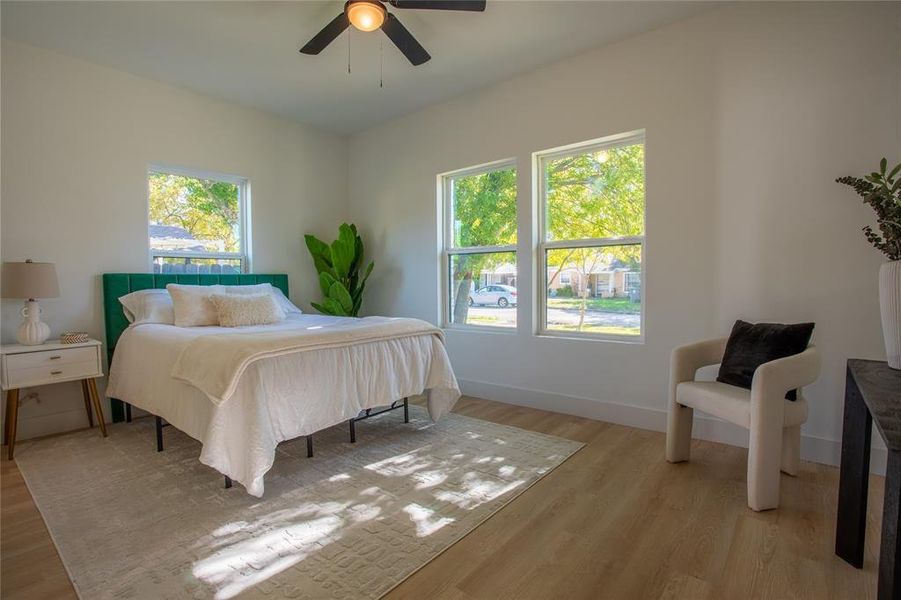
left=837, top=158, right=901, bottom=368
left=304, top=223, right=374, bottom=317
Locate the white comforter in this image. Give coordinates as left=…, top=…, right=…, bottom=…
left=106, top=314, right=460, bottom=497
left=172, top=316, right=445, bottom=405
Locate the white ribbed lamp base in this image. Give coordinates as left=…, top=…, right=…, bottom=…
left=16, top=299, right=50, bottom=346
left=880, top=260, right=901, bottom=370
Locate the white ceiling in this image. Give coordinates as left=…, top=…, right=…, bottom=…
left=1, top=1, right=714, bottom=134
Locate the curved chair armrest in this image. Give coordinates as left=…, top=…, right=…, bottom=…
left=670, top=337, right=728, bottom=387
left=751, top=345, right=821, bottom=403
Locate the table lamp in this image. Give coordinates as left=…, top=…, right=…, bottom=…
left=2, top=260, right=59, bottom=345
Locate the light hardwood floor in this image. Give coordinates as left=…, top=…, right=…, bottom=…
left=1, top=396, right=883, bottom=599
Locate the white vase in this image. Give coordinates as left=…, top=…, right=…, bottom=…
left=880, top=260, right=901, bottom=369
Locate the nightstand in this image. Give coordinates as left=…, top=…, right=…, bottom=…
left=1, top=338, right=106, bottom=459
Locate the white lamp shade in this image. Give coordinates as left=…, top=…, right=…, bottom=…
left=1, top=261, right=59, bottom=299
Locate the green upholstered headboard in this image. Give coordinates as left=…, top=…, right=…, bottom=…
left=102, top=273, right=288, bottom=422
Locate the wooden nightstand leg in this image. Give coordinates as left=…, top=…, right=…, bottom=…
left=4, top=389, right=14, bottom=446
left=7, top=389, right=19, bottom=460
left=80, top=380, right=94, bottom=428
left=87, top=379, right=107, bottom=438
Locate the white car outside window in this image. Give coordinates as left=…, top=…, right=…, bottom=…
left=468, top=284, right=518, bottom=307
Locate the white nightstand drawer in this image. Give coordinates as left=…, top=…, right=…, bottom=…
left=5, top=346, right=97, bottom=371
left=6, top=359, right=100, bottom=388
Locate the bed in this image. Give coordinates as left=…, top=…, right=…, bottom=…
left=102, top=273, right=460, bottom=496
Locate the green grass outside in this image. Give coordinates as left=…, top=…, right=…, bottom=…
left=463, top=316, right=639, bottom=336
left=463, top=315, right=510, bottom=326
left=547, top=323, right=640, bottom=336
left=547, top=297, right=641, bottom=314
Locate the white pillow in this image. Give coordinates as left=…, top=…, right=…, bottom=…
left=118, top=289, right=175, bottom=326
left=209, top=293, right=286, bottom=327
left=223, top=283, right=302, bottom=315
left=271, top=286, right=303, bottom=315
left=167, top=284, right=225, bottom=327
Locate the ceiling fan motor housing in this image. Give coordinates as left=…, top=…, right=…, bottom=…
left=345, top=0, right=387, bottom=33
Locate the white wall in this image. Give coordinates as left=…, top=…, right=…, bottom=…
left=3, top=3, right=899, bottom=463
left=1, top=40, right=348, bottom=439
left=349, top=3, right=901, bottom=468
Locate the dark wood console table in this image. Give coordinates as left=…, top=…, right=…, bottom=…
left=836, top=359, right=901, bottom=600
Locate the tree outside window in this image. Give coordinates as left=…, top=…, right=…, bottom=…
left=148, top=168, right=248, bottom=274
left=443, top=164, right=517, bottom=328
left=540, top=133, right=645, bottom=338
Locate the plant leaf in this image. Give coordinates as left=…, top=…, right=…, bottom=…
left=352, top=265, right=373, bottom=316
left=351, top=261, right=374, bottom=304
left=361, top=260, right=374, bottom=286
left=319, top=271, right=337, bottom=297
left=349, top=233, right=364, bottom=278
left=888, top=162, right=901, bottom=181
left=329, top=281, right=354, bottom=313
left=322, top=297, right=348, bottom=316
left=304, top=234, right=334, bottom=275
left=330, top=224, right=357, bottom=278
left=352, top=285, right=364, bottom=315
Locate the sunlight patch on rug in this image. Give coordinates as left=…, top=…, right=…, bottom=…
left=15, top=406, right=582, bottom=599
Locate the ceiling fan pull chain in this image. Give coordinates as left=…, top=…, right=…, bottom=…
left=347, top=28, right=351, bottom=74
left=379, top=37, right=384, bottom=89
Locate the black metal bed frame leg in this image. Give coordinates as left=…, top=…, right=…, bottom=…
left=306, top=434, right=314, bottom=458
left=349, top=419, right=356, bottom=443
left=404, top=398, right=409, bottom=423
left=155, top=416, right=164, bottom=452
left=224, top=476, right=232, bottom=489
left=125, top=403, right=133, bottom=423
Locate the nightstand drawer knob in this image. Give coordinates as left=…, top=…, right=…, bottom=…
left=49, top=355, right=62, bottom=360
left=51, top=370, right=63, bottom=375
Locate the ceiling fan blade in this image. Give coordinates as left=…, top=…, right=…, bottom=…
left=299, top=12, right=350, bottom=55
left=381, top=13, right=431, bottom=66
left=389, top=0, right=486, bottom=10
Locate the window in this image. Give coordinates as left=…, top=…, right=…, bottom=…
left=148, top=166, right=249, bottom=274
left=441, top=161, right=517, bottom=329
left=624, top=271, right=641, bottom=294
left=537, top=131, right=645, bottom=339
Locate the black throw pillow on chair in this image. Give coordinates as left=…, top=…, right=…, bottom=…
left=716, top=320, right=815, bottom=401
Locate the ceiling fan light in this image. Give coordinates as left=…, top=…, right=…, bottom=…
left=346, top=1, right=386, bottom=32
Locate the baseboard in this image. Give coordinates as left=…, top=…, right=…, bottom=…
left=458, top=378, right=887, bottom=476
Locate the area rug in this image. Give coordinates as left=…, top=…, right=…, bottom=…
left=14, top=405, right=583, bottom=599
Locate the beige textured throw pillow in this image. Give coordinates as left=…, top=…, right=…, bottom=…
left=223, top=283, right=303, bottom=314
left=167, top=284, right=225, bottom=327
left=210, top=293, right=286, bottom=327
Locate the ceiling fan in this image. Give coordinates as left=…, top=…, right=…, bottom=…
left=299, top=0, right=486, bottom=66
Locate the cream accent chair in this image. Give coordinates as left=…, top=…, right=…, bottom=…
left=665, top=337, right=820, bottom=511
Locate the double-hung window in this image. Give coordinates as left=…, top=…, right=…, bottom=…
left=441, top=160, right=517, bottom=329
left=148, top=166, right=250, bottom=273
left=537, top=131, right=645, bottom=339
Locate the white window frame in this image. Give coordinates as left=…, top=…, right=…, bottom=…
left=439, top=158, right=517, bottom=332
left=147, top=164, right=251, bottom=273
left=535, top=130, right=646, bottom=342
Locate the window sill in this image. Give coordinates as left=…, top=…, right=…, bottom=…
left=443, top=324, right=518, bottom=335
left=536, top=330, right=645, bottom=345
